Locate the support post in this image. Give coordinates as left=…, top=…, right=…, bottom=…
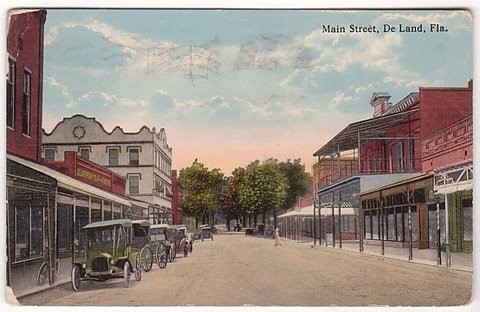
left=445, top=193, right=451, bottom=267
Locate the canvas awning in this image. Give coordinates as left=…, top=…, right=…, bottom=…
left=8, top=154, right=131, bottom=206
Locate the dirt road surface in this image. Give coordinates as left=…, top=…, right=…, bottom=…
left=18, top=234, right=472, bottom=307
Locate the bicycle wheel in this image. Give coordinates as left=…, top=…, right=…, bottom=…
left=36, top=262, right=49, bottom=286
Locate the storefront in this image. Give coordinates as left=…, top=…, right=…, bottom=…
left=7, top=154, right=131, bottom=292
left=433, top=161, right=473, bottom=255
left=359, top=173, right=434, bottom=258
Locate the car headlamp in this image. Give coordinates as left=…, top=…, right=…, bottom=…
left=110, top=258, right=116, bottom=265
left=82, top=263, right=87, bottom=269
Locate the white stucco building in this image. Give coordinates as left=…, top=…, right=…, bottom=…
left=42, top=114, right=173, bottom=223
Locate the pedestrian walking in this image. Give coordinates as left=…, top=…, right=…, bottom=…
left=273, top=228, right=281, bottom=246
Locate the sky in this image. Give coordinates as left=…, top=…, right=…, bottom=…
left=38, top=7, right=473, bottom=175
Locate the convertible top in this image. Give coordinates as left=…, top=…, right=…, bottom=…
left=150, top=223, right=170, bottom=229
left=83, top=218, right=132, bottom=229
left=131, top=219, right=152, bottom=227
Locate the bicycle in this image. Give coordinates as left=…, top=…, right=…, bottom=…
left=36, top=258, right=61, bottom=286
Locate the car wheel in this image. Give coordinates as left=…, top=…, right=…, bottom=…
left=156, top=245, right=168, bottom=269
left=140, top=246, right=153, bottom=272
left=135, top=255, right=142, bottom=281
left=71, top=265, right=81, bottom=292
left=183, top=245, right=188, bottom=257
left=124, top=262, right=131, bottom=288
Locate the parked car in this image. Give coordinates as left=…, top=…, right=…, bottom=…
left=194, top=224, right=214, bottom=241
left=71, top=219, right=142, bottom=291
left=169, top=224, right=191, bottom=258
left=132, top=219, right=154, bottom=272
left=148, top=223, right=171, bottom=268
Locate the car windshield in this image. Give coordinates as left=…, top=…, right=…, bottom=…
left=86, top=225, right=126, bottom=251
left=149, top=228, right=167, bottom=241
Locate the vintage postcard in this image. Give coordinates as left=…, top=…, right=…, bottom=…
left=3, top=1, right=476, bottom=310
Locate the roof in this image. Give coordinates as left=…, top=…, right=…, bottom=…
left=278, top=205, right=356, bottom=218
left=7, top=154, right=131, bottom=206
left=131, top=219, right=151, bottom=227
left=83, top=219, right=132, bottom=229
left=313, top=108, right=418, bottom=157
left=150, top=223, right=170, bottom=229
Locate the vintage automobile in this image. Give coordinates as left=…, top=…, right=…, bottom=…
left=132, top=219, right=155, bottom=272
left=193, top=224, right=214, bottom=241
left=169, top=224, right=191, bottom=258
left=71, top=219, right=142, bottom=291
left=148, top=223, right=171, bottom=268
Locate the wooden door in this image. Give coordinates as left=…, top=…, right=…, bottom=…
left=418, top=204, right=429, bottom=249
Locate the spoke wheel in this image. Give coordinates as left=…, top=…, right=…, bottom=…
left=140, top=246, right=153, bottom=272
left=71, top=265, right=81, bottom=292
left=36, top=262, right=49, bottom=286
left=156, top=244, right=168, bottom=269
left=124, top=262, right=131, bottom=288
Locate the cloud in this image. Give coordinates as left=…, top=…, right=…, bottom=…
left=378, top=11, right=472, bottom=31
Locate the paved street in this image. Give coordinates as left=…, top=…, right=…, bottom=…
left=19, top=234, right=472, bottom=307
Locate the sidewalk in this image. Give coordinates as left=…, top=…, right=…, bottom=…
left=10, top=257, right=72, bottom=300
left=294, top=238, right=473, bottom=272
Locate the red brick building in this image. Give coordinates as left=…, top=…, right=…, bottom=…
left=312, top=80, right=472, bottom=261
left=6, top=9, right=46, bottom=162
left=171, top=170, right=184, bottom=224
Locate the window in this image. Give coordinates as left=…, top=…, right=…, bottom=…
left=79, top=148, right=90, bottom=160
left=22, top=70, right=31, bottom=135
left=7, top=58, right=15, bottom=128
left=128, top=174, right=140, bottom=194
left=15, top=206, right=44, bottom=262
left=44, top=148, right=55, bottom=161
left=129, top=148, right=139, bottom=166
left=396, top=142, right=404, bottom=173
left=108, top=148, right=119, bottom=166
left=462, top=199, right=473, bottom=242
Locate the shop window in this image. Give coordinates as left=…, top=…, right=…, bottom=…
left=463, top=199, right=473, bottom=242
left=364, top=211, right=371, bottom=239
left=387, top=209, right=395, bottom=240
left=371, top=210, right=379, bottom=239
left=22, top=70, right=31, bottom=136
left=428, top=203, right=445, bottom=249
left=128, top=174, right=140, bottom=194
left=57, top=204, right=73, bottom=251
left=108, top=148, right=119, bottom=166
left=396, top=208, right=404, bottom=242
left=104, top=201, right=112, bottom=221
left=7, top=58, right=15, bottom=129
left=409, top=207, right=418, bottom=242
left=15, top=206, right=43, bottom=262
left=113, top=204, right=122, bottom=219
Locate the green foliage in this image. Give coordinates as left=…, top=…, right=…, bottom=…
left=178, top=160, right=224, bottom=222
left=238, top=159, right=288, bottom=219
left=278, top=158, right=312, bottom=211
left=220, top=167, right=245, bottom=221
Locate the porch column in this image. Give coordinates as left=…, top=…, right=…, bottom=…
left=445, top=193, right=451, bottom=267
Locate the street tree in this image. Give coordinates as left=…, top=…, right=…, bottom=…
left=179, top=160, right=224, bottom=227
left=220, top=167, right=245, bottom=230
left=278, top=158, right=312, bottom=213
left=239, top=159, right=287, bottom=228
